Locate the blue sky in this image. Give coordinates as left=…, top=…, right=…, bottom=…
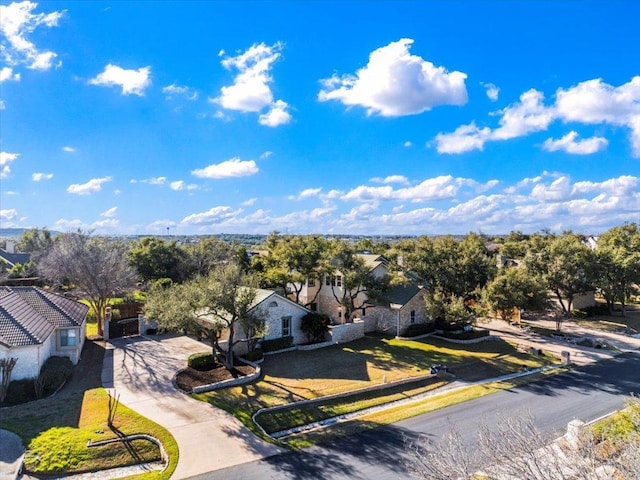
left=1, top=1, right=639, bottom=236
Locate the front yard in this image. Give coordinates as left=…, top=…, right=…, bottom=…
left=196, top=334, right=559, bottom=442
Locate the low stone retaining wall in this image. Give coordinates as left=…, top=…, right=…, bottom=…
left=431, top=333, right=496, bottom=344
left=190, top=358, right=261, bottom=394
left=297, top=340, right=334, bottom=351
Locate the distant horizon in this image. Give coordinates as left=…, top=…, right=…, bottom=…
left=1, top=1, right=638, bottom=235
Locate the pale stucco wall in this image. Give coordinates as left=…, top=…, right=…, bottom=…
left=0, top=334, right=53, bottom=381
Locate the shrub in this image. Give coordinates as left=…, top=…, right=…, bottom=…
left=243, top=348, right=264, bottom=362
left=38, top=356, right=73, bottom=395
left=188, top=352, right=215, bottom=371
left=4, top=378, right=36, bottom=405
left=583, top=304, right=611, bottom=317
left=300, top=312, right=330, bottom=344
left=403, top=323, right=435, bottom=338
left=440, top=329, right=490, bottom=340
left=571, top=309, right=588, bottom=319
left=261, top=336, right=293, bottom=353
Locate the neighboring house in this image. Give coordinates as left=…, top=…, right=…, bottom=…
left=0, top=286, right=88, bottom=381
left=0, top=240, right=31, bottom=270
left=292, top=253, right=431, bottom=336
left=209, top=288, right=310, bottom=353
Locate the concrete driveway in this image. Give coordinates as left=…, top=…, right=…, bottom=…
left=101, top=333, right=281, bottom=479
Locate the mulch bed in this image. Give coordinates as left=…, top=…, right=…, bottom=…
left=175, top=364, right=255, bottom=393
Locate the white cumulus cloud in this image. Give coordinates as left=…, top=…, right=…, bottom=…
left=288, top=187, right=322, bottom=201
left=169, top=180, right=198, bottom=191
left=318, top=38, right=467, bottom=117
left=370, top=175, right=409, bottom=184
left=0, top=66, right=20, bottom=82
left=482, top=82, right=500, bottom=101
left=0, top=208, right=18, bottom=220
left=191, top=157, right=259, bottom=179
left=100, top=206, right=118, bottom=218
left=181, top=206, right=242, bottom=226
left=61, top=145, right=75, bottom=152
left=213, top=42, right=291, bottom=126
left=67, top=176, right=112, bottom=195
left=32, top=172, right=53, bottom=181
left=0, top=1, right=63, bottom=71
left=162, top=83, right=198, bottom=100
left=1, top=151, right=19, bottom=178
left=89, top=64, right=151, bottom=96
left=542, top=131, right=608, bottom=154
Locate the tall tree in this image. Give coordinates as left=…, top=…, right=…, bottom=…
left=263, top=235, right=330, bottom=306
left=144, top=263, right=260, bottom=369
left=39, top=231, right=136, bottom=336
left=483, top=266, right=549, bottom=321
left=128, top=237, right=189, bottom=283
left=595, top=223, right=640, bottom=316
left=524, top=232, right=596, bottom=315
left=15, top=227, right=54, bottom=261
left=329, top=239, right=389, bottom=322
left=184, top=237, right=233, bottom=277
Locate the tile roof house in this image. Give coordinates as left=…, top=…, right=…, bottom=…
left=0, top=286, right=87, bottom=380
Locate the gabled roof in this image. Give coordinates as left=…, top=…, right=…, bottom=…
left=0, top=286, right=88, bottom=348
left=0, top=249, right=30, bottom=268
left=356, top=253, right=389, bottom=272
left=377, top=283, right=424, bottom=309
left=252, top=288, right=310, bottom=314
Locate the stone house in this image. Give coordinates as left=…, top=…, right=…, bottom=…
left=290, top=253, right=431, bottom=336
left=0, top=286, right=88, bottom=380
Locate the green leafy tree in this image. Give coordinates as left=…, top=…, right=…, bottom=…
left=300, top=312, right=330, bottom=343
left=15, top=227, right=54, bottom=260
left=7, top=260, right=38, bottom=278
left=483, top=267, right=549, bottom=321
left=329, top=239, right=389, bottom=322
left=595, top=223, right=640, bottom=316
left=524, top=232, right=596, bottom=315
left=263, top=235, right=330, bottom=306
left=39, top=231, right=136, bottom=336
left=184, top=237, right=233, bottom=277
left=144, top=263, right=260, bottom=369
left=128, top=237, right=189, bottom=283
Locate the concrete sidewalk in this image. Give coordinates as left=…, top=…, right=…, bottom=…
left=102, top=334, right=281, bottom=479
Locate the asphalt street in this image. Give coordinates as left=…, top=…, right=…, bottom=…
left=189, top=352, right=640, bottom=480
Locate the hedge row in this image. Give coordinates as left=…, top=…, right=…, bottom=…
left=261, top=336, right=293, bottom=353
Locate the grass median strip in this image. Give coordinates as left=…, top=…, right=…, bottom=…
left=255, top=376, right=447, bottom=434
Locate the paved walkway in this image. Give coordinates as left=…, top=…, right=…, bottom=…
left=0, top=429, right=23, bottom=480
left=102, top=334, right=281, bottom=479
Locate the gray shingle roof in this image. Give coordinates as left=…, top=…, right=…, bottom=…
left=0, top=287, right=88, bottom=348
left=0, top=250, right=30, bottom=267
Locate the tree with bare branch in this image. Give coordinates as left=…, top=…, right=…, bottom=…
left=39, top=231, right=136, bottom=337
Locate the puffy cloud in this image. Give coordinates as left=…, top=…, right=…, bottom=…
left=53, top=217, right=120, bottom=232
left=288, top=187, right=322, bottom=201
left=403, top=141, right=413, bottom=147
left=0, top=151, right=19, bottom=178
left=0, top=1, right=63, bottom=71
left=572, top=175, right=638, bottom=196
left=66, top=176, right=112, bottom=195
left=482, top=82, right=500, bottom=101
left=530, top=175, right=572, bottom=201
left=241, top=198, right=257, bottom=206
left=342, top=175, right=480, bottom=202
left=89, top=64, right=151, bottom=96
left=61, top=145, right=75, bottom=152
left=370, top=175, right=409, bottom=185
left=435, top=76, right=640, bottom=156
left=31, top=172, right=53, bottom=181
left=260, top=151, right=273, bottom=159
left=181, top=206, right=242, bottom=226
left=0, top=66, right=20, bottom=82
left=162, top=83, right=198, bottom=100
left=100, top=206, right=117, bottom=218
left=213, top=42, right=291, bottom=126
left=258, top=99, right=291, bottom=127
left=542, top=131, right=608, bottom=154
left=169, top=180, right=197, bottom=191
left=191, top=157, right=258, bottom=179
left=0, top=208, right=18, bottom=220
left=318, top=38, right=467, bottom=117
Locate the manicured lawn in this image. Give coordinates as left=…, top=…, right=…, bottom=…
left=197, top=334, right=559, bottom=440
left=0, top=341, right=178, bottom=479
left=574, top=306, right=640, bottom=334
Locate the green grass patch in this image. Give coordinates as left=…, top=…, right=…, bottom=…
left=0, top=388, right=178, bottom=479
left=593, top=400, right=640, bottom=442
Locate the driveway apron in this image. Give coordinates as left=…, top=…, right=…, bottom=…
left=101, top=334, right=281, bottom=479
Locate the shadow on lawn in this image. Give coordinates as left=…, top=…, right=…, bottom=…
left=264, top=421, right=419, bottom=480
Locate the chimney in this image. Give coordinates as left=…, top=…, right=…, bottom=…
left=5, top=240, right=15, bottom=254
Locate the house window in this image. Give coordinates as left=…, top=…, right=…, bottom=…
left=338, top=310, right=342, bottom=318
left=308, top=277, right=316, bottom=287
left=310, top=302, right=317, bottom=311
left=269, top=301, right=278, bottom=308
left=410, top=310, right=416, bottom=324
left=326, top=275, right=331, bottom=286
left=331, top=275, right=342, bottom=287
left=362, top=308, right=366, bottom=317
left=282, top=316, right=291, bottom=337
left=60, top=329, right=77, bottom=347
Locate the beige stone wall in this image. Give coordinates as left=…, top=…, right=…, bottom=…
left=329, top=320, right=364, bottom=343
